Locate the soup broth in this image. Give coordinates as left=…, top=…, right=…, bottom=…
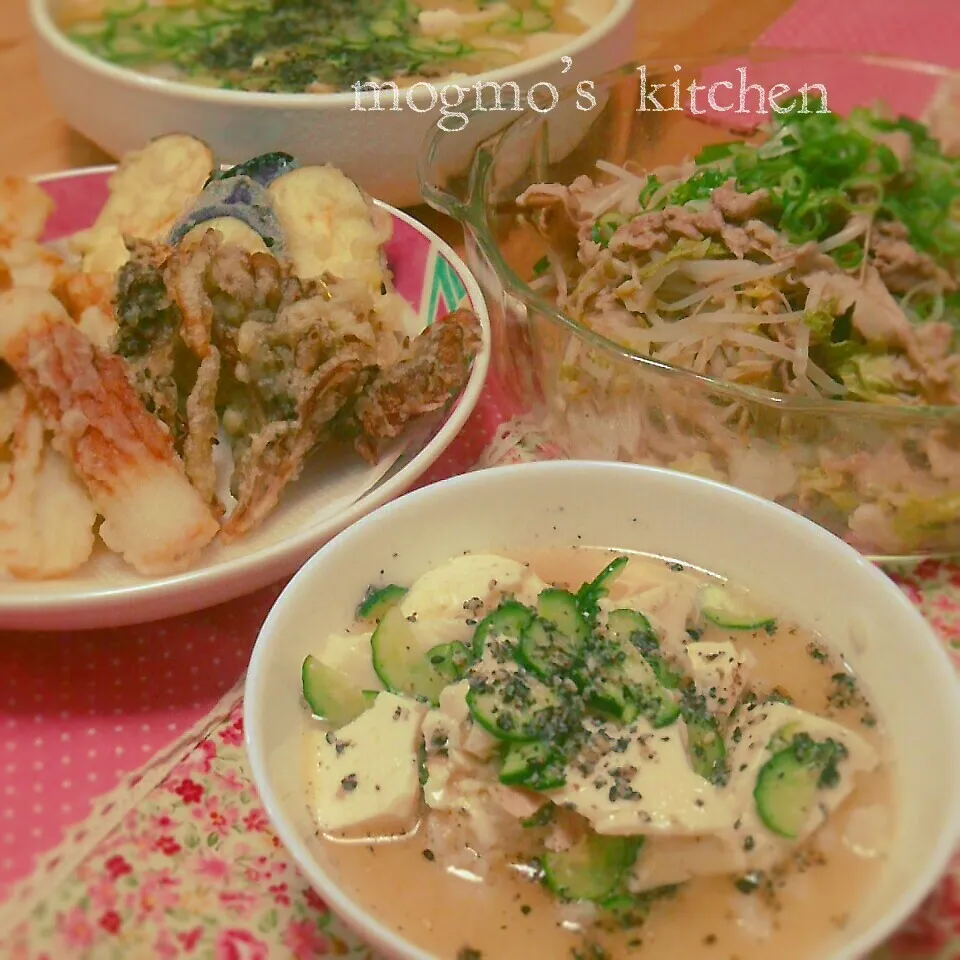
left=58, top=0, right=614, bottom=94
left=301, top=548, right=893, bottom=960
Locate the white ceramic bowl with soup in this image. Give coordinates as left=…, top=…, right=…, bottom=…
left=28, top=0, right=637, bottom=207
left=244, top=460, right=960, bottom=960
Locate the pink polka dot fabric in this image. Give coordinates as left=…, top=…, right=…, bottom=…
left=759, top=0, right=960, bottom=69
left=0, top=586, right=282, bottom=900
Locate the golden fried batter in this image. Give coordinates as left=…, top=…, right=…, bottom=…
left=343, top=308, right=484, bottom=463
left=110, top=231, right=483, bottom=538
left=0, top=384, right=97, bottom=578
left=0, top=287, right=219, bottom=576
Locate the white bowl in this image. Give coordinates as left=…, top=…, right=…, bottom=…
left=244, top=460, right=960, bottom=960
left=29, top=0, right=638, bottom=207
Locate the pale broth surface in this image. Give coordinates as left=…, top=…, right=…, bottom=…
left=302, top=548, right=893, bottom=960
left=59, top=0, right=615, bottom=93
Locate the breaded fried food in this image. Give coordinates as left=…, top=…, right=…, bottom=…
left=0, top=176, right=53, bottom=245
left=338, top=308, right=484, bottom=463
left=52, top=269, right=117, bottom=349
left=69, top=133, right=215, bottom=274
left=0, top=241, right=65, bottom=292
left=0, top=383, right=97, bottom=578
left=114, top=232, right=391, bottom=531
left=221, top=353, right=372, bottom=540
left=267, top=164, right=393, bottom=294
left=111, top=231, right=482, bottom=540
left=113, top=238, right=189, bottom=446
left=0, top=175, right=65, bottom=294
left=0, top=287, right=219, bottom=576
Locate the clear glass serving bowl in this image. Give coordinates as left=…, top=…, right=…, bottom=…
left=420, top=49, right=960, bottom=562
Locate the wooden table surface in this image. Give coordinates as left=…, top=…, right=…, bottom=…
left=0, top=0, right=794, bottom=245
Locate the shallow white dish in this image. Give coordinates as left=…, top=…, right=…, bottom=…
left=29, top=0, right=638, bottom=208
left=0, top=167, right=491, bottom=631
left=245, top=459, right=960, bottom=960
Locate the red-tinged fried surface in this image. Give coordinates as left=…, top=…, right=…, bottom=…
left=0, top=287, right=219, bottom=575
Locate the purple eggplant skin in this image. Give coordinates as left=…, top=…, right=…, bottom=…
left=205, top=151, right=299, bottom=189
left=167, top=175, right=287, bottom=254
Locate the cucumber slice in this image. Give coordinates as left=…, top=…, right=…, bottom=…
left=499, top=741, right=566, bottom=790
left=699, top=584, right=775, bottom=631
left=606, top=607, right=655, bottom=647
left=625, top=653, right=681, bottom=728
left=466, top=671, right=562, bottom=742
left=517, top=616, right=581, bottom=680
left=357, top=584, right=407, bottom=624
left=598, top=892, right=648, bottom=928
left=587, top=646, right=680, bottom=728
left=586, top=673, right=640, bottom=724
left=606, top=608, right=684, bottom=689
left=538, top=588, right=591, bottom=645
left=648, top=656, right=684, bottom=690
left=577, top=555, right=629, bottom=622
left=683, top=708, right=727, bottom=784
left=600, top=884, right=682, bottom=928
left=301, top=655, right=373, bottom=727
left=542, top=833, right=643, bottom=902
left=472, top=601, right=535, bottom=657
left=518, top=590, right=592, bottom=679
left=425, top=641, right=474, bottom=682
left=370, top=606, right=454, bottom=705
left=754, top=732, right=848, bottom=839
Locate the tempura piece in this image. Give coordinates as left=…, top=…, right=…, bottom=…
left=109, top=227, right=478, bottom=541
left=0, top=241, right=65, bottom=292
left=340, top=308, right=484, bottom=463
left=183, top=348, right=222, bottom=510
left=220, top=353, right=372, bottom=540
left=0, top=176, right=53, bottom=244
left=52, top=269, right=117, bottom=349
left=114, top=232, right=395, bottom=533
left=113, top=238, right=189, bottom=447
left=0, top=287, right=219, bottom=576
left=267, top=164, right=393, bottom=294
left=69, top=133, right=215, bottom=274
left=0, top=384, right=97, bottom=578
left=0, top=179, right=64, bottom=293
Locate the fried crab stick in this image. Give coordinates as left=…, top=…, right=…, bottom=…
left=0, top=286, right=219, bottom=576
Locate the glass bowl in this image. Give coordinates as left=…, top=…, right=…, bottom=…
left=419, top=49, right=960, bottom=562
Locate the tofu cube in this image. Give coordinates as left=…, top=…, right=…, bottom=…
left=309, top=692, right=427, bottom=839
left=685, top=641, right=752, bottom=717
left=551, top=717, right=738, bottom=837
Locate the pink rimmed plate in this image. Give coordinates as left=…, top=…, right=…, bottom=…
left=0, top=167, right=490, bottom=630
